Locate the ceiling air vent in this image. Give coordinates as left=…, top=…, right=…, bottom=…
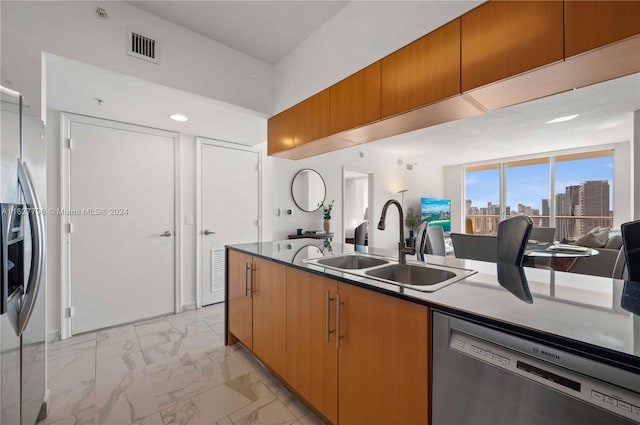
left=127, top=29, right=159, bottom=64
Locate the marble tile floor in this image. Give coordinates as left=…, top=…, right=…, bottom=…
left=42, top=303, right=326, bottom=425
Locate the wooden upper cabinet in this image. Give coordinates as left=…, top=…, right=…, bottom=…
left=382, top=19, right=461, bottom=118
left=330, top=62, right=381, bottom=134
left=267, top=106, right=296, bottom=156
left=565, top=1, right=640, bottom=58
left=296, top=88, right=331, bottom=147
left=267, top=88, right=330, bottom=156
left=461, top=1, right=564, bottom=92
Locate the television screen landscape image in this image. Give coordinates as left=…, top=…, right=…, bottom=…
left=421, top=198, right=451, bottom=232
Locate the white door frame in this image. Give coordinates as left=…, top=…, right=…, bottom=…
left=195, top=137, right=262, bottom=309
left=342, top=166, right=376, bottom=248
left=60, top=112, right=181, bottom=339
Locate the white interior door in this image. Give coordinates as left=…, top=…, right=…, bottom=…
left=69, top=119, right=175, bottom=334
left=201, top=142, right=259, bottom=306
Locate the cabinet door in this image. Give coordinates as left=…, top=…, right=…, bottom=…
left=330, top=62, right=381, bottom=134
left=267, top=106, right=297, bottom=156
left=286, top=268, right=338, bottom=424
left=295, top=89, right=331, bottom=147
left=338, top=283, right=429, bottom=425
left=227, top=250, right=253, bottom=349
left=252, top=257, right=287, bottom=377
left=565, top=1, right=640, bottom=58
left=461, top=1, right=564, bottom=91
left=382, top=19, right=461, bottom=118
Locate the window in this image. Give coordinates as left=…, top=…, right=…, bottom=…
left=464, top=149, right=614, bottom=239
left=506, top=158, right=550, bottom=227
left=465, top=164, right=500, bottom=235
left=554, top=150, right=613, bottom=241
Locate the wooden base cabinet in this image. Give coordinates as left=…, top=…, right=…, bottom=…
left=227, top=251, right=287, bottom=377
left=229, top=251, right=430, bottom=425
left=285, top=268, right=338, bottom=424
left=338, top=283, right=429, bottom=425
left=252, top=257, right=287, bottom=377
left=227, top=250, right=254, bottom=350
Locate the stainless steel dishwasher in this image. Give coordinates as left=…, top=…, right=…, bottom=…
left=432, top=312, right=640, bottom=424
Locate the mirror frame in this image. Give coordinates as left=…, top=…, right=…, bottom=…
left=291, top=168, right=326, bottom=212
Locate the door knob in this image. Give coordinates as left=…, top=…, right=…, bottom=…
left=203, top=230, right=215, bottom=235
left=160, top=230, right=172, bottom=237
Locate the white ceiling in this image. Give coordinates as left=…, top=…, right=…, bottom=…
left=128, top=1, right=348, bottom=64
left=368, top=73, right=640, bottom=166
left=46, top=54, right=268, bottom=146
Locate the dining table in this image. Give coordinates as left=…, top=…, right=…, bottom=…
left=525, top=242, right=599, bottom=271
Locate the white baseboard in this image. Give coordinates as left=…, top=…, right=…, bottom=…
left=181, top=302, right=196, bottom=312
left=47, top=330, right=61, bottom=343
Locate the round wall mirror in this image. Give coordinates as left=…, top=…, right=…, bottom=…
left=291, top=169, right=326, bottom=212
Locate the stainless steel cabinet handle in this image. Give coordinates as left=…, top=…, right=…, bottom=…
left=325, top=291, right=335, bottom=343
left=16, top=160, right=45, bottom=336
left=245, top=263, right=251, bottom=297
left=336, top=293, right=344, bottom=349
left=203, top=230, right=215, bottom=235
left=160, top=230, right=172, bottom=237
left=250, top=264, right=256, bottom=295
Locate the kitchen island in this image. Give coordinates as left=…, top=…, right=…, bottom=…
left=225, top=239, right=640, bottom=425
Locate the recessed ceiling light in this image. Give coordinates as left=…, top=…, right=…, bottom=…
left=169, top=113, right=188, bottom=122
left=546, top=114, right=579, bottom=124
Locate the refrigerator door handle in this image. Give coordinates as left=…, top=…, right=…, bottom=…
left=16, top=159, right=45, bottom=336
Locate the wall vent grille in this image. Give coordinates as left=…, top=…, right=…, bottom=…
left=127, top=30, right=159, bottom=64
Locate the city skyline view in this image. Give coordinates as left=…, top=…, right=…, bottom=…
left=465, top=155, right=613, bottom=213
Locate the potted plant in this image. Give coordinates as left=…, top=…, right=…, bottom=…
left=319, top=200, right=334, bottom=233
left=404, top=207, right=421, bottom=244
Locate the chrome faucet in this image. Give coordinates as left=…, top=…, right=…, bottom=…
left=377, top=199, right=416, bottom=265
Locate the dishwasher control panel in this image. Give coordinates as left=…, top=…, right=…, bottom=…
left=450, top=331, right=640, bottom=424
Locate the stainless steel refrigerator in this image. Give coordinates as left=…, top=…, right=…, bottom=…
left=1, top=85, right=47, bottom=425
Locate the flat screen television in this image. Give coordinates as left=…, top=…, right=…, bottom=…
left=420, top=198, right=451, bottom=232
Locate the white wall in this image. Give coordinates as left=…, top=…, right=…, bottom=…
left=1, top=1, right=274, bottom=119
left=274, top=0, right=482, bottom=112
left=634, top=110, right=639, bottom=220
left=45, top=110, right=61, bottom=340
left=444, top=165, right=464, bottom=233
left=179, top=134, right=197, bottom=310
left=270, top=145, right=445, bottom=251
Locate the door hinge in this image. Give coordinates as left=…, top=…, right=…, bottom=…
left=65, top=307, right=73, bottom=318
left=65, top=138, right=73, bottom=149
left=65, top=223, right=73, bottom=234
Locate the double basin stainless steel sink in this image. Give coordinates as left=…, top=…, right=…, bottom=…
left=304, top=253, right=476, bottom=292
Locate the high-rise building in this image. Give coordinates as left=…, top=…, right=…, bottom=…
left=541, top=198, right=550, bottom=227
left=555, top=193, right=565, bottom=215
left=579, top=180, right=610, bottom=233
left=555, top=193, right=571, bottom=240
left=564, top=185, right=581, bottom=216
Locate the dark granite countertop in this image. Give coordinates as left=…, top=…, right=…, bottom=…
left=227, top=239, right=640, bottom=372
